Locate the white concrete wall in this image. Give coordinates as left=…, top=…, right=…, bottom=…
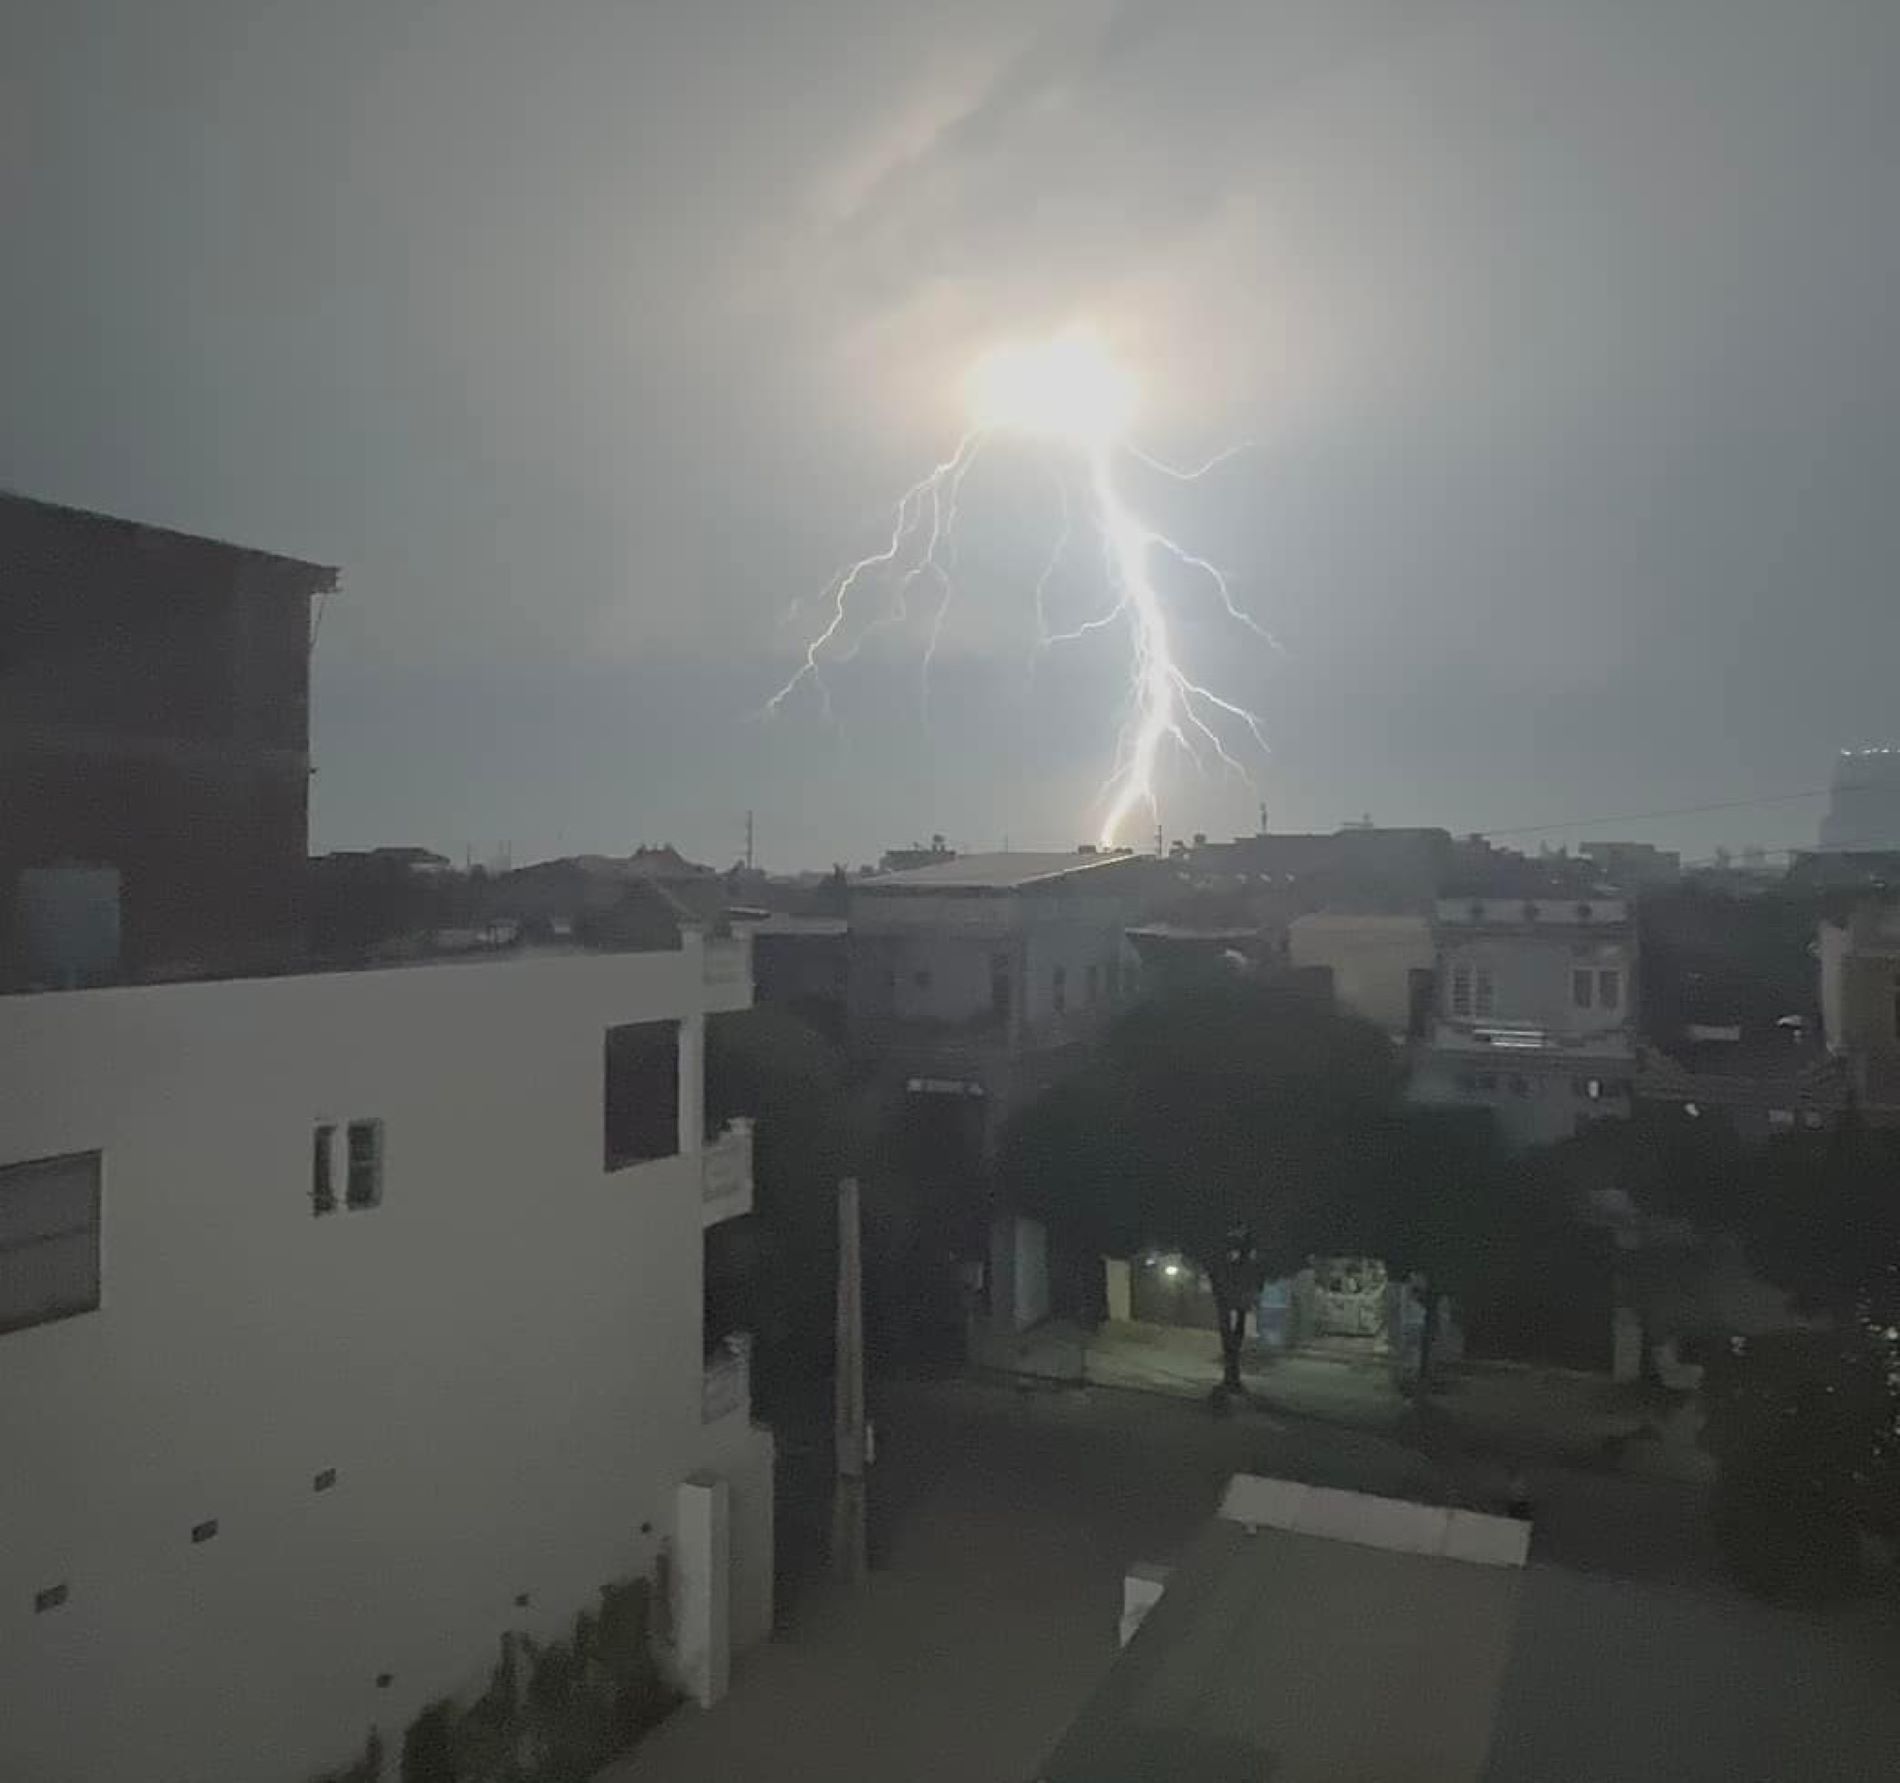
left=1288, top=914, right=1433, bottom=1035
left=0, top=941, right=765, bottom=1783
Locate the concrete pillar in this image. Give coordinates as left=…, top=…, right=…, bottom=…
left=1120, top=1562, right=1172, bottom=1647
left=1105, top=1257, right=1132, bottom=1324
left=676, top=1473, right=731, bottom=1707
left=678, top=1012, right=706, bottom=1157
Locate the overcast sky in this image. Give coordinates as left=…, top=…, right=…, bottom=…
left=6, top=0, right=1896, bottom=869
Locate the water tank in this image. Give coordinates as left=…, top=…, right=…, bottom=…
left=16, top=866, right=122, bottom=987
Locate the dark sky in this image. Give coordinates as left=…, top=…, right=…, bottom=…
left=6, top=0, right=1896, bottom=869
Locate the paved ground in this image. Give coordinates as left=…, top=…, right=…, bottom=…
left=600, top=1375, right=1736, bottom=1783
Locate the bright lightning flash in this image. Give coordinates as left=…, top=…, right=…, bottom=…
left=768, top=328, right=1271, bottom=848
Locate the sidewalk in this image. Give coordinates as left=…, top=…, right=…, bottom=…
left=1005, top=1319, right=1714, bottom=1485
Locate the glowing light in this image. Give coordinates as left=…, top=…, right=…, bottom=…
left=768, top=329, right=1272, bottom=847
left=968, top=329, right=1138, bottom=446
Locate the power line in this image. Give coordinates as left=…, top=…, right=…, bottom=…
left=1475, top=788, right=1830, bottom=841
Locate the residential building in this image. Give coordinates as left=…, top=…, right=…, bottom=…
left=1287, top=912, right=1436, bottom=1039
left=847, top=851, right=1150, bottom=1339
left=0, top=929, right=771, bottom=1783
left=1412, top=897, right=1638, bottom=1147
left=1817, top=746, right=1900, bottom=852
left=1, top=492, right=336, bottom=986
left=1043, top=1472, right=1900, bottom=1781
left=1818, top=898, right=1900, bottom=1117
left=1579, top=839, right=1682, bottom=889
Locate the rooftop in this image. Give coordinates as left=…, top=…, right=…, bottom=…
left=860, top=850, right=1143, bottom=892
left=0, top=488, right=339, bottom=585
left=1040, top=1472, right=1900, bottom=1783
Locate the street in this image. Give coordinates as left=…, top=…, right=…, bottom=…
left=602, top=1373, right=1746, bottom=1783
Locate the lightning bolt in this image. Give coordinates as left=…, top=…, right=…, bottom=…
left=765, top=335, right=1271, bottom=849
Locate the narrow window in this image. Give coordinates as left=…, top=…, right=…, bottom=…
left=312, top=1124, right=337, bottom=1216
left=0, top=1151, right=102, bottom=1336
left=604, top=1021, right=681, bottom=1169
left=345, top=1120, right=384, bottom=1209
left=989, top=953, right=1013, bottom=1024
left=1572, top=969, right=1594, bottom=1010
left=1450, top=964, right=1473, bottom=1017
left=1474, top=967, right=1496, bottom=1018
left=1598, top=968, right=1621, bottom=1010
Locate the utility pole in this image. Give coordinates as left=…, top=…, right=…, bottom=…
left=1154, top=822, right=1165, bottom=858
left=831, top=1175, right=867, bottom=1583
left=744, top=809, right=755, bottom=872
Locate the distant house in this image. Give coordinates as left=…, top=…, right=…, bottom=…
left=1411, top=898, right=1638, bottom=1148
left=847, top=850, right=1151, bottom=1346
left=1819, top=897, right=1900, bottom=1118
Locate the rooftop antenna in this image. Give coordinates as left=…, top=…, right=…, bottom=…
left=745, top=809, right=755, bottom=872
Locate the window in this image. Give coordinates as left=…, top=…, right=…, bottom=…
left=1597, top=968, right=1621, bottom=1010
left=1475, top=1073, right=1498, bottom=1093
left=1450, top=964, right=1473, bottom=1017
left=312, top=1125, right=337, bottom=1216
left=345, top=1120, right=384, bottom=1209
left=1455, top=1073, right=1479, bottom=1094
left=1572, top=969, right=1594, bottom=1010
left=1475, top=967, right=1496, bottom=1018
left=604, top=1021, right=681, bottom=1169
left=1052, top=965, right=1068, bottom=1015
left=1509, top=1074, right=1530, bottom=1098
left=989, top=952, right=1013, bottom=1024
left=0, top=1151, right=101, bottom=1336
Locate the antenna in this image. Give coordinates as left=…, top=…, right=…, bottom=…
left=745, top=809, right=755, bottom=872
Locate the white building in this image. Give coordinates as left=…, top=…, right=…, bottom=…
left=1819, top=899, right=1900, bottom=1117
left=1411, top=897, right=1638, bottom=1148
left=0, top=931, right=772, bottom=1783
left=1287, top=912, right=1436, bottom=1040
left=1818, top=747, right=1900, bottom=852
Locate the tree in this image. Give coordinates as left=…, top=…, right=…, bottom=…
left=1312, top=1105, right=1534, bottom=1385
left=1702, top=1111, right=1900, bottom=1598
left=1000, top=979, right=1402, bottom=1394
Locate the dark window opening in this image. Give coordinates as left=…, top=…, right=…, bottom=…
left=0, top=1151, right=102, bottom=1336
left=1597, top=968, right=1621, bottom=1010
left=345, top=1120, right=383, bottom=1209
left=989, top=953, right=1013, bottom=1025
left=312, top=1124, right=337, bottom=1215
left=604, top=1020, right=680, bottom=1169
left=1572, top=969, right=1594, bottom=1010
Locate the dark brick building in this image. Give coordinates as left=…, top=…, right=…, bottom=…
left=1, top=492, right=336, bottom=984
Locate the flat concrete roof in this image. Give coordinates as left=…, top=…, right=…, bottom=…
left=860, top=851, right=1142, bottom=892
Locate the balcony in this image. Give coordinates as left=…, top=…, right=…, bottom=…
left=701, top=1118, right=754, bottom=1226
left=702, top=1331, right=752, bottom=1425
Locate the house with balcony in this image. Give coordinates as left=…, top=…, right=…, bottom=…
left=1411, top=897, right=1638, bottom=1148
left=845, top=851, right=1151, bottom=1344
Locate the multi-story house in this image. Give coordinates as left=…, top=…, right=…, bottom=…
left=1412, top=897, right=1638, bottom=1148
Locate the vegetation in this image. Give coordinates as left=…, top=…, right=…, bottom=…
left=1000, top=979, right=1541, bottom=1390
left=1702, top=1114, right=1900, bottom=1599
left=314, top=1577, right=674, bottom=1783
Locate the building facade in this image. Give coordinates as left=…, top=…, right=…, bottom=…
left=1412, top=897, right=1638, bottom=1147
left=0, top=932, right=771, bottom=1783
left=1818, top=747, right=1900, bottom=853
left=1, top=493, right=335, bottom=986
left=1286, top=912, right=1436, bottom=1040
left=1819, top=899, right=1900, bottom=1117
